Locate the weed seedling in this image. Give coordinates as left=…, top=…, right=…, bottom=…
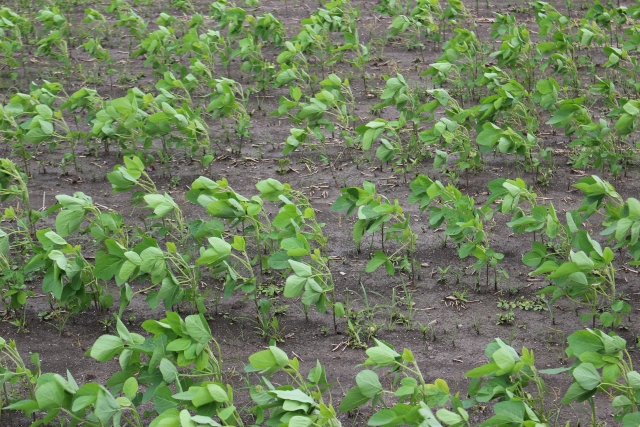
left=472, top=316, right=482, bottom=335
left=496, top=311, right=515, bottom=325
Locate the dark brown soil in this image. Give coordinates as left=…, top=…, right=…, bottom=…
left=1, top=0, right=639, bottom=426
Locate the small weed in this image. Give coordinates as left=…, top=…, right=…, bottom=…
left=437, top=265, right=451, bottom=284
left=496, top=311, right=515, bottom=325
left=472, top=316, right=482, bottom=335
left=419, top=319, right=437, bottom=342
left=170, top=176, right=181, bottom=188
left=497, top=296, right=548, bottom=312
left=276, top=158, right=290, bottom=175
left=258, top=282, right=281, bottom=298
left=99, top=318, right=113, bottom=333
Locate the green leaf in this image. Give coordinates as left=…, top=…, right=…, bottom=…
left=493, top=401, right=524, bottom=422
left=334, top=302, right=345, bottom=318
left=94, top=386, right=119, bottom=425
left=154, top=385, right=179, bottom=414
left=355, top=370, right=382, bottom=398
left=196, top=237, right=231, bottom=265
left=139, top=247, right=164, bottom=272
left=436, top=409, right=463, bottom=425
left=4, top=399, right=40, bottom=411
left=548, top=261, right=581, bottom=278
left=231, top=236, right=246, bottom=252
left=185, top=314, right=211, bottom=343
left=561, top=382, right=595, bottom=404
left=465, top=362, right=499, bottom=378
left=256, top=178, right=284, bottom=201
left=530, top=260, right=559, bottom=275
left=298, top=101, right=326, bottom=119
left=218, top=405, right=237, bottom=422
left=90, top=335, right=124, bottom=362
left=418, top=402, right=443, bottom=427
left=270, top=346, right=289, bottom=367
left=271, top=389, right=315, bottom=404
left=94, top=254, right=123, bottom=280
left=36, top=381, right=67, bottom=410
left=603, top=247, right=614, bottom=264
left=281, top=235, right=310, bottom=257
left=166, top=338, right=192, bottom=352
left=249, top=349, right=277, bottom=371
left=284, top=275, right=306, bottom=298
left=366, top=342, right=400, bottom=365
left=522, top=250, right=544, bottom=267
left=55, top=209, right=85, bottom=237
left=160, top=358, right=179, bottom=383
left=36, top=104, right=53, bottom=120
left=622, top=412, right=640, bottom=427
left=368, top=409, right=398, bottom=426
left=602, top=363, right=620, bottom=385
left=492, top=347, right=516, bottom=373
left=339, top=386, right=370, bottom=412
left=366, top=251, right=387, bottom=273
left=289, top=416, right=312, bottom=427
left=48, top=250, right=68, bottom=271
left=207, top=384, right=229, bottom=403
left=192, top=386, right=215, bottom=407
left=537, top=365, right=571, bottom=379
left=38, top=120, right=54, bottom=135
left=603, top=335, right=626, bottom=354
left=627, top=371, right=640, bottom=390
left=567, top=330, right=603, bottom=356
left=123, top=377, right=138, bottom=399
left=288, top=260, right=312, bottom=277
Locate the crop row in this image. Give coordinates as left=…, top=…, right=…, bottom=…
left=1, top=312, right=639, bottom=426
left=1, top=153, right=638, bottom=338
left=2, top=0, right=640, bottom=185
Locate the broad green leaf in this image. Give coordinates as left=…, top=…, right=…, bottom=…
left=436, top=409, right=462, bottom=425
left=465, top=362, right=499, bottom=378
left=94, top=386, right=119, bottom=425
left=207, top=384, right=229, bottom=403
left=627, top=371, right=640, bottom=390
left=160, top=358, right=179, bottom=383
left=185, top=314, right=211, bottom=343
left=493, top=400, right=524, bottom=422
left=623, top=412, right=640, bottom=427
left=271, top=389, right=315, bottom=404
left=567, top=330, right=603, bottom=356
left=561, top=382, right=595, bottom=404
left=492, top=347, right=516, bottom=373
left=365, top=251, right=387, bottom=273
left=366, top=342, right=400, bottom=365
left=35, top=381, right=67, bottom=410
left=289, top=260, right=312, bottom=277
left=355, top=370, right=382, bottom=398
left=289, top=416, right=312, bottom=427
left=270, top=346, right=289, bottom=367
left=368, top=409, right=398, bottom=426
left=339, top=386, right=370, bottom=412
left=249, top=349, right=277, bottom=370
left=123, top=377, right=138, bottom=398
left=154, top=385, right=179, bottom=413
left=196, top=237, right=231, bottom=265
left=55, top=209, right=85, bottom=237
left=166, top=338, right=192, bottom=352
left=90, top=335, right=124, bottom=362
left=284, top=275, right=306, bottom=298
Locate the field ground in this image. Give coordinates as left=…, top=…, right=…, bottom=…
left=1, top=0, right=639, bottom=426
